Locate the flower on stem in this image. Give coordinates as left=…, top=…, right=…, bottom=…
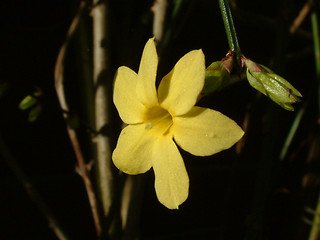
left=112, top=38, right=244, bottom=209
left=243, top=57, right=302, bottom=111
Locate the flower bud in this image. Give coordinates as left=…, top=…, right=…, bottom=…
left=202, top=52, right=233, bottom=96
left=243, top=58, right=302, bottom=111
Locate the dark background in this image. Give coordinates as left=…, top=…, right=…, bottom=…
left=0, top=0, right=318, bottom=239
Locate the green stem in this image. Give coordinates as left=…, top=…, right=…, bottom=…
left=160, top=0, right=185, bottom=53
left=311, top=11, right=320, bottom=118
left=309, top=192, right=320, bottom=240
left=279, top=102, right=306, bottom=161
left=308, top=10, right=320, bottom=240
left=218, top=0, right=242, bottom=67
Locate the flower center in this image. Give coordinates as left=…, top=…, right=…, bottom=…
left=144, top=106, right=173, bottom=136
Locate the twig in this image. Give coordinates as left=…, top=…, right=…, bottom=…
left=151, top=0, right=168, bottom=42
left=54, top=0, right=101, bottom=236
left=290, top=0, right=315, bottom=34
left=0, top=133, right=70, bottom=240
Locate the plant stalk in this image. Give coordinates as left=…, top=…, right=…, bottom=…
left=91, top=0, right=116, bottom=230
left=54, top=1, right=102, bottom=235
left=308, top=10, right=320, bottom=240
left=218, top=0, right=242, bottom=68
left=311, top=11, right=320, bottom=118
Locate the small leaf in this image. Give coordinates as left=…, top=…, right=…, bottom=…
left=28, top=104, right=42, bottom=122
left=0, top=81, right=8, bottom=97
left=19, top=95, right=37, bottom=110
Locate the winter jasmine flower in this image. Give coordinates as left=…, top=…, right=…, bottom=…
left=112, top=38, right=244, bottom=209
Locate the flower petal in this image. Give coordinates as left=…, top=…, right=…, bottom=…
left=112, top=124, right=154, bottom=175
left=113, top=66, right=147, bottom=124
left=152, top=135, right=189, bottom=209
left=136, top=38, right=159, bottom=107
left=158, top=49, right=205, bottom=116
left=173, top=106, right=244, bottom=156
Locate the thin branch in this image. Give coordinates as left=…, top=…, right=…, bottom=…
left=0, top=133, right=70, bottom=240
left=290, top=0, right=315, bottom=34
left=121, top=175, right=145, bottom=240
left=54, top=0, right=101, bottom=236
left=151, top=0, right=168, bottom=42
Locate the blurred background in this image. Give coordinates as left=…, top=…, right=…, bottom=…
left=0, top=0, right=319, bottom=239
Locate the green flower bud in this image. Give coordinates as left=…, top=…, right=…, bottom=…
left=202, top=53, right=233, bottom=96
left=244, top=58, right=302, bottom=111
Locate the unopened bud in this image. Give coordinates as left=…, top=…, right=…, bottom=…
left=202, top=53, right=233, bottom=96
left=243, top=57, right=302, bottom=111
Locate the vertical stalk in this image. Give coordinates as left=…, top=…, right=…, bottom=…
left=311, top=11, right=320, bottom=116
left=161, top=0, right=185, bottom=50
left=91, top=0, right=114, bottom=220
left=218, top=0, right=242, bottom=68
left=54, top=1, right=102, bottom=235
left=152, top=0, right=167, bottom=42
left=309, top=192, right=320, bottom=240
left=279, top=104, right=306, bottom=161
left=308, top=10, right=320, bottom=240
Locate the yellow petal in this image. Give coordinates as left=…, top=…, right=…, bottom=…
left=158, top=49, right=205, bottom=116
left=112, top=124, right=153, bottom=174
left=173, top=106, right=244, bottom=156
left=113, top=66, right=147, bottom=124
left=136, top=38, right=159, bottom=107
left=152, top=135, right=189, bottom=209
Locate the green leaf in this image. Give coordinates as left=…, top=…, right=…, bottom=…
left=19, top=95, right=37, bottom=110
left=28, top=104, right=42, bottom=122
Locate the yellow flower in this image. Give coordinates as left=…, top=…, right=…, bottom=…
left=112, top=38, right=244, bottom=209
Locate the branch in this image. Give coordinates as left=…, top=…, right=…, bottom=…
left=91, top=0, right=116, bottom=224
left=151, top=0, right=168, bottom=42
left=290, top=0, right=315, bottom=34
left=54, top=0, right=101, bottom=236
left=0, top=133, right=70, bottom=240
